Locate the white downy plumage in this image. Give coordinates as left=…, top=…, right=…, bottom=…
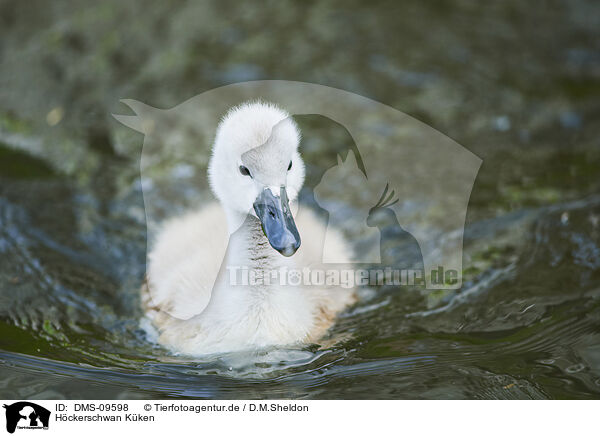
left=143, top=101, right=355, bottom=355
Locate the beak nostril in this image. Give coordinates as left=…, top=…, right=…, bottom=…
left=269, top=210, right=275, bottom=218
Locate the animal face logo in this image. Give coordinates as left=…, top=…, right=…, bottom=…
left=3, top=402, right=50, bottom=433
left=114, top=80, right=481, bottom=319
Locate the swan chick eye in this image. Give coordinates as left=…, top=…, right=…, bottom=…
left=288, top=161, right=292, bottom=171
left=239, top=165, right=252, bottom=177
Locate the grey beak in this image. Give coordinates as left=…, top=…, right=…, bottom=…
left=253, top=186, right=301, bottom=257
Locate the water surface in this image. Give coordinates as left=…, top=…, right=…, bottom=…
left=0, top=0, right=599, bottom=399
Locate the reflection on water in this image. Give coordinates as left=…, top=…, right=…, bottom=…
left=0, top=0, right=599, bottom=398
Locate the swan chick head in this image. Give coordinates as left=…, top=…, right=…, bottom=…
left=208, top=101, right=305, bottom=256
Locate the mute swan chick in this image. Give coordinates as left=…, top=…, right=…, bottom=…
left=142, top=102, right=355, bottom=355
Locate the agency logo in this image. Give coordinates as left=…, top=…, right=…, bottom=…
left=114, top=80, right=481, bottom=320
left=3, top=402, right=50, bottom=434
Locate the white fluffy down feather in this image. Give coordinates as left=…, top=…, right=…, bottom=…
left=143, top=101, right=355, bottom=356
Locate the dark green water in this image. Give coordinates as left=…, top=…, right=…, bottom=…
left=0, top=0, right=599, bottom=398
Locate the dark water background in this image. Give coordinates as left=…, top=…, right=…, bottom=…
left=0, top=0, right=599, bottom=398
